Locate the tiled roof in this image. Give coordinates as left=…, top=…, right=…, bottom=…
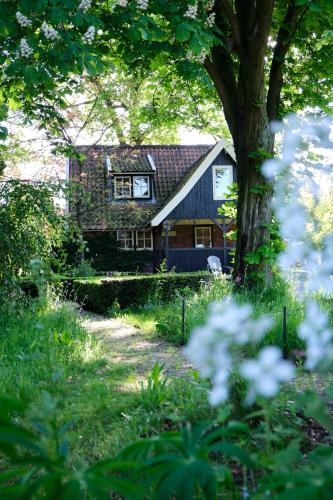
left=69, top=144, right=213, bottom=230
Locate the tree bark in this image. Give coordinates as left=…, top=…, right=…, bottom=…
left=209, top=0, right=277, bottom=284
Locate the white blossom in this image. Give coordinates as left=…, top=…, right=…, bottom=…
left=299, top=301, right=333, bottom=370
left=240, top=347, right=295, bottom=404
left=19, top=38, right=33, bottom=58
left=41, top=22, right=59, bottom=41
left=186, top=49, right=208, bottom=64
left=205, top=12, right=216, bottom=28
left=16, top=11, right=32, bottom=28
left=78, top=0, right=92, bottom=12
left=184, top=3, right=198, bottom=20
left=263, top=115, right=333, bottom=297
left=82, top=25, right=95, bottom=44
left=137, top=0, right=148, bottom=10
left=184, top=298, right=274, bottom=405
left=117, top=0, right=128, bottom=6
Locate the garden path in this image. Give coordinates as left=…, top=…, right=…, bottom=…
left=81, top=311, right=191, bottom=386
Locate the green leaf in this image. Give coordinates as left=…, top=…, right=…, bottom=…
left=175, top=24, right=191, bottom=42
left=210, top=442, right=255, bottom=468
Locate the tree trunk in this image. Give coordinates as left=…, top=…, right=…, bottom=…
left=232, top=37, right=275, bottom=283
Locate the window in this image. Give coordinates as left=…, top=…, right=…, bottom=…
left=114, top=176, right=131, bottom=199
left=213, top=165, right=233, bottom=200
left=117, top=230, right=134, bottom=249
left=133, top=176, right=150, bottom=198
left=136, top=229, right=153, bottom=250
left=116, top=229, right=153, bottom=250
left=195, top=227, right=212, bottom=248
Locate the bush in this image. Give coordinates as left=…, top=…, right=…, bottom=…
left=72, top=259, right=96, bottom=277
left=70, top=272, right=210, bottom=313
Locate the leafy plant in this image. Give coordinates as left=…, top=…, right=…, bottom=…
left=0, top=393, right=141, bottom=499
left=0, top=181, right=64, bottom=285
left=72, top=259, right=96, bottom=278
left=140, top=362, right=169, bottom=411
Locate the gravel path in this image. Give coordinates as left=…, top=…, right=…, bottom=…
left=81, top=311, right=191, bottom=382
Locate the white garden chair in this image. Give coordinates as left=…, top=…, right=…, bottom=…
left=207, top=255, right=222, bottom=276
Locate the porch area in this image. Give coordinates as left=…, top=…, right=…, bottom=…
left=159, top=218, right=235, bottom=273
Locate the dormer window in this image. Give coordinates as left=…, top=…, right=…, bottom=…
left=114, top=175, right=150, bottom=199
left=133, top=176, right=150, bottom=198
left=114, top=176, right=131, bottom=199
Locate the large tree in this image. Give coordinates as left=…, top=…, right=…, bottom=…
left=101, top=0, right=333, bottom=281
left=1, top=1, right=332, bottom=280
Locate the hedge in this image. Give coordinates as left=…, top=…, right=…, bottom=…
left=69, top=272, right=210, bottom=313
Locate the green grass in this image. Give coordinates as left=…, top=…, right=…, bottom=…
left=0, top=297, right=214, bottom=467
left=119, top=275, right=306, bottom=355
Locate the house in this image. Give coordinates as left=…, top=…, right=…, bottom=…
left=67, top=140, right=236, bottom=272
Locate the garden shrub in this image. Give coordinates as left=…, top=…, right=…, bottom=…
left=71, top=272, right=210, bottom=313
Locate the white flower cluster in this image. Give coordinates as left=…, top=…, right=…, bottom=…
left=78, top=0, right=92, bottom=12
left=205, top=0, right=215, bottom=10
left=41, top=22, right=59, bottom=41
left=117, top=0, right=128, bottom=6
left=137, top=0, right=148, bottom=10
left=186, top=49, right=207, bottom=64
left=82, top=25, right=95, bottom=44
left=185, top=3, right=198, bottom=20
left=299, top=301, right=333, bottom=370
left=16, top=11, right=32, bottom=28
left=205, top=12, right=215, bottom=28
left=184, top=298, right=293, bottom=405
left=262, top=114, right=333, bottom=371
left=240, top=347, right=294, bottom=404
left=19, top=38, right=33, bottom=58
left=263, top=115, right=333, bottom=297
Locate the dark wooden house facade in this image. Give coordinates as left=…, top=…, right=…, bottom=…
left=67, top=140, right=236, bottom=272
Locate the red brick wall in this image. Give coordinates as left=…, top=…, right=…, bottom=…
left=169, top=225, right=193, bottom=248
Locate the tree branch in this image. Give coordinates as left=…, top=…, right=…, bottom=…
left=267, top=1, right=307, bottom=121
left=216, top=0, right=241, bottom=51
left=204, top=46, right=238, bottom=137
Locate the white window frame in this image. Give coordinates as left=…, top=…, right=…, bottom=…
left=114, top=176, right=131, bottom=199
left=117, top=230, right=134, bottom=250
left=133, top=175, right=150, bottom=199
left=136, top=229, right=153, bottom=250
left=194, top=226, right=212, bottom=248
left=212, top=165, right=233, bottom=200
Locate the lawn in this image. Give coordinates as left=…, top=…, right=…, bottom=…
left=0, top=298, right=214, bottom=467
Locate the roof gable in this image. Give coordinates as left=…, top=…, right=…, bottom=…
left=151, top=140, right=235, bottom=226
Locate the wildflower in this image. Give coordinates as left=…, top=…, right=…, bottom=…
left=298, top=301, right=333, bottom=370
left=137, top=0, right=148, bottom=10
left=82, top=26, right=95, bottom=44
left=263, top=115, right=333, bottom=297
left=19, top=38, right=33, bottom=58
left=240, top=347, right=295, bottom=404
left=184, top=298, right=274, bottom=406
left=117, top=0, right=128, bottom=6
left=78, top=0, right=92, bottom=12
left=41, top=22, right=59, bottom=41
left=185, top=3, right=198, bottom=20
left=16, top=11, right=32, bottom=27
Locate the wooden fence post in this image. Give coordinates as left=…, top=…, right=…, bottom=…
left=282, top=306, right=288, bottom=359
left=182, top=297, right=186, bottom=340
